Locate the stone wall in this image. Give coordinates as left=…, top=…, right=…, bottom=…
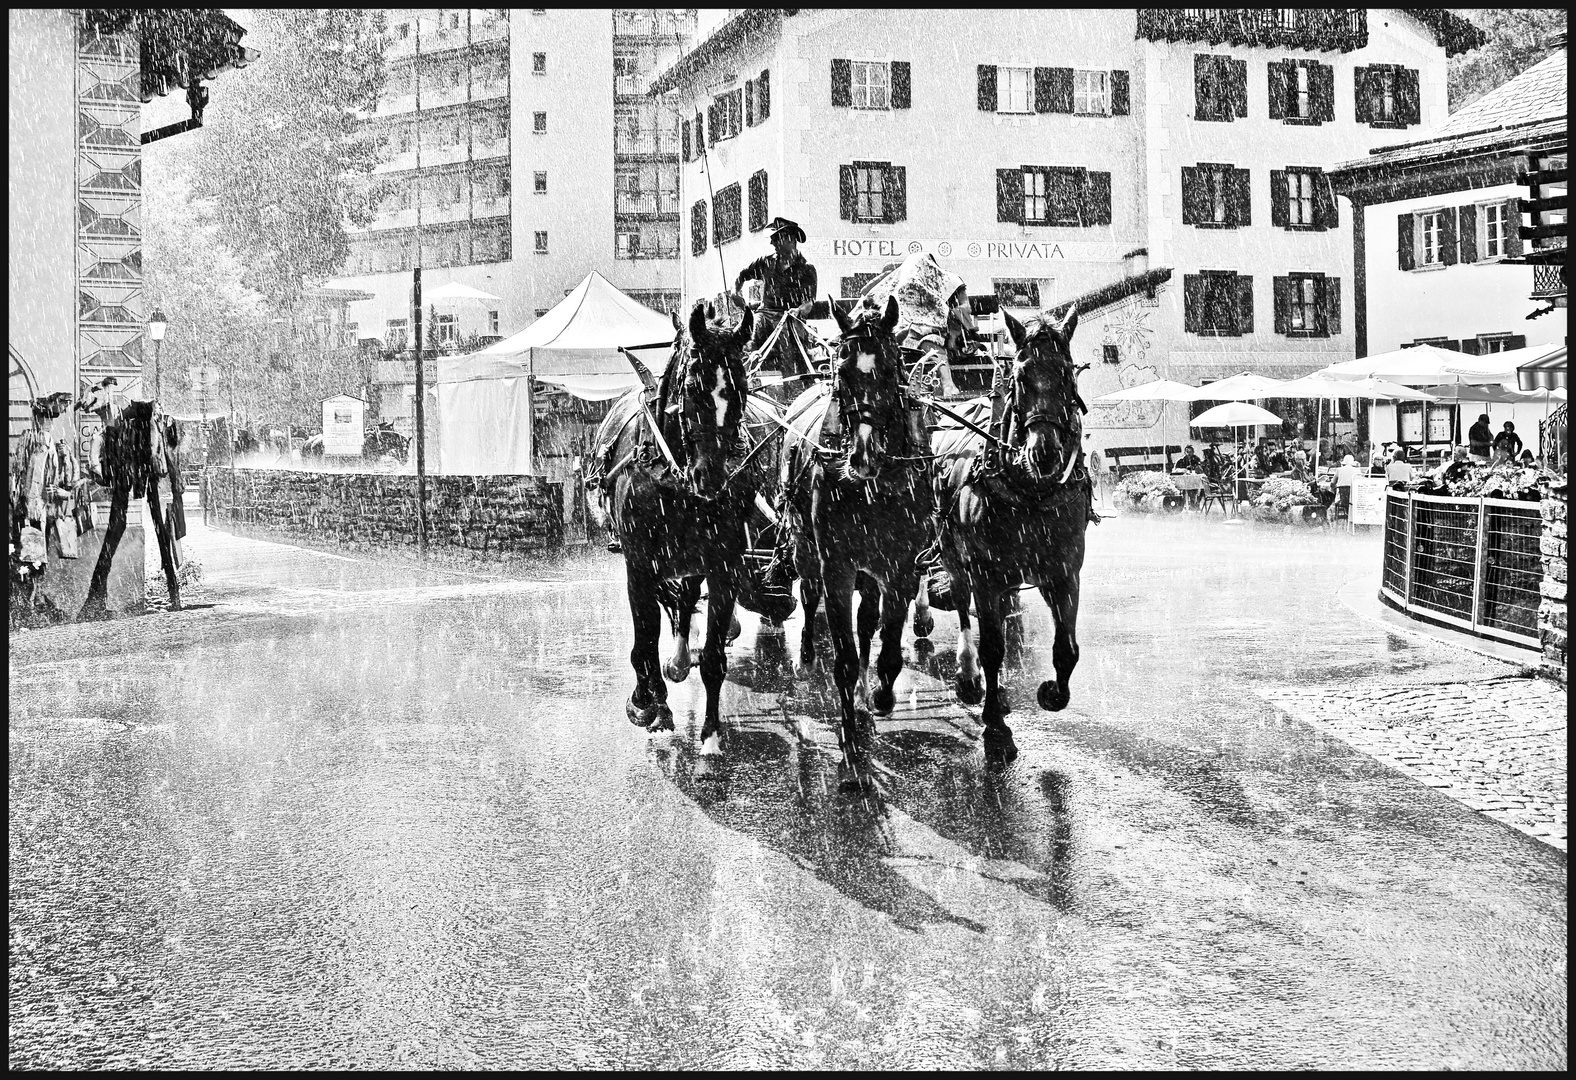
left=1539, top=485, right=1567, bottom=685
left=202, top=469, right=564, bottom=555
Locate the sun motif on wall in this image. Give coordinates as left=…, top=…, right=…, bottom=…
left=1102, top=299, right=1154, bottom=362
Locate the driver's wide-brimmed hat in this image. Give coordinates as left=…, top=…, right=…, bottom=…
left=767, top=216, right=806, bottom=243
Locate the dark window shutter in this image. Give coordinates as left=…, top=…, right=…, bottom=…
left=1312, top=62, right=1335, bottom=122
left=977, top=65, right=997, bottom=111
left=1397, top=212, right=1415, bottom=270
left=691, top=201, right=707, bottom=256
left=839, top=164, right=855, bottom=221
left=745, top=79, right=755, bottom=127
left=995, top=168, right=1023, bottom=224
left=891, top=61, right=911, bottom=108
left=831, top=58, right=851, bottom=107
left=749, top=171, right=767, bottom=231
left=1439, top=206, right=1457, bottom=266
left=1183, top=274, right=1205, bottom=333
left=1084, top=170, right=1111, bottom=226
left=1230, top=167, right=1251, bottom=227
left=1322, top=277, right=1341, bottom=335
left=681, top=119, right=691, bottom=161
left=694, top=110, right=704, bottom=150
left=1504, top=198, right=1524, bottom=256
left=758, top=69, right=770, bottom=121
left=1230, top=58, right=1247, bottom=117
left=1506, top=334, right=1527, bottom=351
left=1111, top=70, right=1130, bottom=115
left=1235, top=275, right=1254, bottom=335
left=1311, top=275, right=1329, bottom=336
left=1049, top=67, right=1074, bottom=113
left=1194, top=54, right=1214, bottom=120
left=1268, top=60, right=1289, bottom=120
left=1459, top=339, right=1482, bottom=354
left=1180, top=166, right=1202, bottom=225
left=887, top=165, right=907, bottom=223
left=1270, top=169, right=1288, bottom=228
left=1313, top=170, right=1337, bottom=230
left=1398, top=67, right=1420, bottom=125
left=1354, top=67, right=1372, bottom=123
left=1033, top=67, right=1054, bottom=114
left=1457, top=203, right=1477, bottom=263
left=1272, top=276, right=1291, bottom=334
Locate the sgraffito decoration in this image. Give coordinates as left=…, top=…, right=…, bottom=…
left=1087, top=285, right=1165, bottom=430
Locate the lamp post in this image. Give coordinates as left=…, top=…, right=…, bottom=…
left=148, top=309, right=167, bottom=401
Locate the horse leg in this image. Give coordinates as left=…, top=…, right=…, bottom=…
left=1037, top=576, right=1080, bottom=713
left=81, top=484, right=128, bottom=619
left=820, top=561, right=871, bottom=777
left=797, top=554, right=822, bottom=668
left=912, top=576, right=934, bottom=639
left=975, top=583, right=1017, bottom=760
left=870, top=572, right=916, bottom=717
left=697, top=569, right=736, bottom=757
left=625, top=562, right=672, bottom=730
left=146, top=488, right=181, bottom=612
left=855, top=572, right=879, bottom=687
left=663, top=576, right=700, bottom=683
left=950, top=569, right=984, bottom=705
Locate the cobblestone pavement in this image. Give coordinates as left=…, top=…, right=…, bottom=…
left=1261, top=678, right=1568, bottom=852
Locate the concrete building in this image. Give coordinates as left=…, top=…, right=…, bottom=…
left=650, top=8, right=1483, bottom=452
left=327, top=7, right=697, bottom=434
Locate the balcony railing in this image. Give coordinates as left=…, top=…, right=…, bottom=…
left=615, top=190, right=679, bottom=216
left=1531, top=260, right=1567, bottom=300
left=613, top=10, right=692, bottom=40
left=614, top=131, right=680, bottom=157
left=1136, top=8, right=1367, bottom=53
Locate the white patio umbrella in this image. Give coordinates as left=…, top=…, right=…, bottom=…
left=1188, top=371, right=1289, bottom=400
left=1440, top=341, right=1564, bottom=383
left=1094, top=379, right=1203, bottom=402
left=1317, top=343, right=1499, bottom=386
left=1191, top=402, right=1282, bottom=500
left=1272, top=375, right=1431, bottom=473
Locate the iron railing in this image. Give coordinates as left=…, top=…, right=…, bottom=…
left=1379, top=489, right=1544, bottom=648
left=1531, top=260, right=1567, bottom=299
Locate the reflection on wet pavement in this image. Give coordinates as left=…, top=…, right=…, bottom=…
left=8, top=513, right=1566, bottom=1069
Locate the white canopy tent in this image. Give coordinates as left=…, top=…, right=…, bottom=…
left=434, top=271, right=676, bottom=474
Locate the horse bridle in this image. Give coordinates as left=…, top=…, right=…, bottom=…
left=1004, top=327, right=1089, bottom=484
left=670, top=339, right=748, bottom=493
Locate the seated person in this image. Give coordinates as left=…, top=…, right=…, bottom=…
left=1492, top=421, right=1523, bottom=462
left=1200, top=443, right=1227, bottom=482
left=1332, top=454, right=1361, bottom=511
left=1427, top=445, right=1473, bottom=490
left=1174, top=444, right=1203, bottom=474
left=1267, top=441, right=1291, bottom=473
left=1519, top=449, right=1538, bottom=469
left=1252, top=439, right=1273, bottom=476
left=1385, top=450, right=1415, bottom=486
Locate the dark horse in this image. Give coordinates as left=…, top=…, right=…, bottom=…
left=930, top=307, right=1091, bottom=760
left=780, top=294, right=930, bottom=779
left=592, top=301, right=757, bottom=757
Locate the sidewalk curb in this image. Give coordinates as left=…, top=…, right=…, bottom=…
left=1336, top=574, right=1540, bottom=671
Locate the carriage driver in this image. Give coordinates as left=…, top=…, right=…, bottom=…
left=732, top=217, right=819, bottom=367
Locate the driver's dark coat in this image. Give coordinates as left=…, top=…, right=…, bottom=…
left=734, top=251, right=818, bottom=312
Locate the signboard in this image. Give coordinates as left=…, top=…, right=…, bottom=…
left=807, top=237, right=1131, bottom=264
left=321, top=394, right=365, bottom=456
left=1350, top=478, right=1387, bottom=526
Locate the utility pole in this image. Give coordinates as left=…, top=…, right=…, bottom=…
left=412, top=12, right=429, bottom=556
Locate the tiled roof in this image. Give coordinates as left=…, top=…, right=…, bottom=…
left=1331, top=115, right=1566, bottom=175
left=1433, top=48, right=1567, bottom=139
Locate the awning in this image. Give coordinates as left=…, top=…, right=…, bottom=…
left=534, top=373, right=643, bottom=401
left=1518, top=346, right=1567, bottom=391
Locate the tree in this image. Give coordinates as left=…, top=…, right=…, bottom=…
left=185, top=9, right=388, bottom=309
left=1449, top=9, right=1566, bottom=112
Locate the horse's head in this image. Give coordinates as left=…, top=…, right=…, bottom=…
left=830, top=293, right=902, bottom=481
left=670, top=301, right=753, bottom=498
left=1003, top=306, right=1086, bottom=484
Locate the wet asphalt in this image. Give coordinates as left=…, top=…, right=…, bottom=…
left=7, top=511, right=1566, bottom=1069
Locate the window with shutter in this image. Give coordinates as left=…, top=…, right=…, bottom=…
left=1073, top=70, right=1110, bottom=115
left=1230, top=167, right=1251, bottom=227
left=1397, top=68, right=1420, bottom=125
left=681, top=119, right=690, bottom=161
left=1111, top=70, right=1130, bottom=115
left=1312, top=170, right=1338, bottom=230
left=1311, top=63, right=1334, bottom=122
left=996, top=168, right=1023, bottom=224
left=977, top=65, right=997, bottom=111
left=1285, top=273, right=1321, bottom=334
left=1230, top=58, right=1248, bottom=117
left=758, top=69, right=770, bottom=120
left=745, top=79, right=754, bottom=127
left=1191, top=271, right=1240, bottom=335
left=1473, top=202, right=1501, bottom=260
left=1320, top=278, right=1341, bottom=335
left=888, top=165, right=907, bottom=223
left=1284, top=169, right=1316, bottom=228
left=1268, top=60, right=1290, bottom=120
left=849, top=61, right=890, bottom=109
left=1396, top=214, right=1415, bottom=270
left=713, top=183, right=741, bottom=245
left=1438, top=206, right=1457, bottom=266
left=1272, top=276, right=1291, bottom=334
left=1503, top=198, right=1524, bottom=257
left=1235, top=275, right=1254, bottom=335
left=1183, top=274, right=1206, bottom=334
left=839, top=165, right=856, bottom=221
left=691, top=201, right=707, bottom=256
left=831, top=59, right=851, bottom=107
left=998, top=66, right=1032, bottom=113
left=1269, top=170, right=1288, bottom=227
left=891, top=61, right=911, bottom=108
left=1084, top=171, right=1111, bottom=225
left=748, top=171, right=768, bottom=232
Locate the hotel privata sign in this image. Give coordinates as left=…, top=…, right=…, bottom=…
left=810, top=237, right=1130, bottom=263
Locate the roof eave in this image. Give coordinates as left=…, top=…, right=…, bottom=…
left=649, top=8, right=783, bottom=97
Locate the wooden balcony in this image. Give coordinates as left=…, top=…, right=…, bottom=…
left=1135, top=8, right=1367, bottom=53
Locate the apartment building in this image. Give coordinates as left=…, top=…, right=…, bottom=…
left=329, top=8, right=695, bottom=364
left=651, top=8, right=1482, bottom=451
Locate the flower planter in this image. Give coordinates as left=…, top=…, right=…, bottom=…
left=1161, top=495, right=1187, bottom=513
left=1296, top=504, right=1328, bottom=526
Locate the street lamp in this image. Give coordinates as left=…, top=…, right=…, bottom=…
left=148, top=309, right=167, bottom=400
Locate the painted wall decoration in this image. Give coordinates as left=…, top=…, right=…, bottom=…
left=1087, top=287, right=1167, bottom=430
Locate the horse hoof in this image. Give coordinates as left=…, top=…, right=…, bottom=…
left=625, top=694, right=656, bottom=727
left=698, top=731, right=723, bottom=758
left=912, top=610, right=934, bottom=639
left=1037, top=679, right=1070, bottom=712
left=871, top=684, right=895, bottom=717
left=983, top=724, right=1018, bottom=762
left=663, top=660, right=691, bottom=684
left=956, top=673, right=985, bottom=706
left=648, top=704, right=675, bottom=732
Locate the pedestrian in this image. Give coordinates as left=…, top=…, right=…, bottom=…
left=1468, top=412, right=1493, bottom=461
left=1492, top=421, right=1522, bottom=462
left=1333, top=453, right=1361, bottom=517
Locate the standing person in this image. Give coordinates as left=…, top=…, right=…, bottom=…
left=1492, top=420, right=1523, bottom=462
left=1085, top=434, right=1105, bottom=509
left=1468, top=413, right=1494, bottom=461
left=732, top=217, right=818, bottom=392
left=1333, top=454, right=1361, bottom=519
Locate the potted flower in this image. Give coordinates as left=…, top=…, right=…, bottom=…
left=1113, top=471, right=1182, bottom=514
left=1249, top=477, right=1315, bottom=524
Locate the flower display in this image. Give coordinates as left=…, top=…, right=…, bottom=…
left=1113, top=470, right=1181, bottom=513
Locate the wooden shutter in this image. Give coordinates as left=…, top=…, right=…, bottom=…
left=839, top=165, right=856, bottom=221
left=1229, top=167, right=1251, bottom=227
left=745, top=79, right=755, bottom=127
left=691, top=201, right=707, bottom=256
left=1235, top=275, right=1254, bottom=335
left=1353, top=67, right=1372, bottom=123
left=1456, top=204, right=1477, bottom=263
left=707, top=103, right=718, bottom=145
left=1183, top=274, right=1206, bottom=333
left=1504, top=198, right=1524, bottom=256
left=749, top=171, right=767, bottom=232
left=1313, top=170, right=1338, bottom=230
left=1321, top=277, right=1341, bottom=335
left=1111, top=70, right=1129, bottom=115
left=681, top=119, right=691, bottom=161
left=1397, top=67, right=1420, bottom=125
left=1459, top=339, right=1480, bottom=354
left=757, top=69, right=769, bottom=121
left=1268, top=60, right=1289, bottom=120
left=977, top=65, right=997, bottom=111
left=1194, top=54, right=1214, bottom=120
left=891, top=61, right=911, bottom=108
left=1033, top=67, right=1054, bottom=114
left=887, top=165, right=907, bottom=223
left=995, top=168, right=1023, bottom=224
left=831, top=58, right=851, bottom=106
left=1049, top=67, right=1074, bottom=113
left=694, top=110, right=704, bottom=150
left=1084, top=170, right=1111, bottom=226
left=1230, top=58, right=1247, bottom=117
left=1439, top=206, right=1457, bottom=266
left=1270, top=170, right=1288, bottom=227
left=1505, top=334, right=1526, bottom=351
left=1180, top=167, right=1202, bottom=225
left=1397, top=212, right=1415, bottom=270
left=1272, top=276, right=1291, bottom=334
left=1312, top=62, right=1335, bottom=122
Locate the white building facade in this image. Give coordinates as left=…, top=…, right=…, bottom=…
left=652, top=8, right=1482, bottom=453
